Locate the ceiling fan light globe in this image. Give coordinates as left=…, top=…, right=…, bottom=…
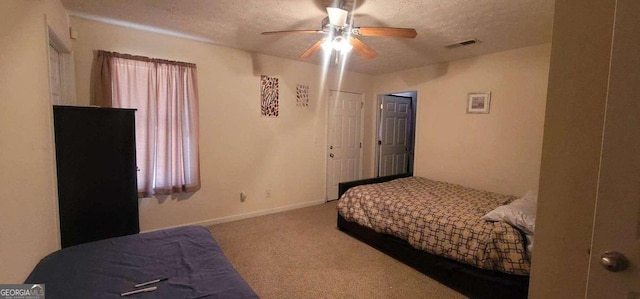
left=339, top=44, right=353, bottom=53
left=321, top=39, right=334, bottom=51
left=334, top=38, right=353, bottom=53
left=326, top=7, right=348, bottom=27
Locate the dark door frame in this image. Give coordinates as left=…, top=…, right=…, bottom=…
left=374, top=90, right=417, bottom=177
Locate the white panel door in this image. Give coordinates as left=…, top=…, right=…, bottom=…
left=379, top=95, right=411, bottom=177
left=326, top=90, right=362, bottom=200
left=586, top=0, right=640, bottom=297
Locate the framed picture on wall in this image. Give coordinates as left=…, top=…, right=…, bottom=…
left=467, top=92, right=491, bottom=114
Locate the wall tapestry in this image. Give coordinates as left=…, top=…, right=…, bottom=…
left=260, top=75, right=279, bottom=117
left=296, top=84, right=310, bottom=107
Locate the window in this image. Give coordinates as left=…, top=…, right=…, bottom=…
left=95, top=51, right=200, bottom=197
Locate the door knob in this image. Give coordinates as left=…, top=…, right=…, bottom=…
left=600, top=251, right=629, bottom=272
left=329, top=153, right=334, bottom=158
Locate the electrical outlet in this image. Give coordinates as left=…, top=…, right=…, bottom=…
left=265, top=189, right=271, bottom=198
left=240, top=192, right=247, bottom=202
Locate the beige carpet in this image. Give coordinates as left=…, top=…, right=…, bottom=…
left=208, top=201, right=467, bottom=299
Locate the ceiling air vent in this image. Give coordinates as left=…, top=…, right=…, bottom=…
left=445, top=39, right=480, bottom=49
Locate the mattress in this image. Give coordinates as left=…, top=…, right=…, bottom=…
left=337, top=177, right=530, bottom=275
left=25, top=226, right=258, bottom=298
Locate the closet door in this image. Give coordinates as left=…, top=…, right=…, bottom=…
left=53, top=105, right=139, bottom=248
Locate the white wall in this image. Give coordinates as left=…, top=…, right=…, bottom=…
left=0, top=0, right=71, bottom=283
left=70, top=17, right=374, bottom=231
left=371, top=44, right=551, bottom=196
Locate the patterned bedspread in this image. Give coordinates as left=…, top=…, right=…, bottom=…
left=337, top=177, right=530, bottom=275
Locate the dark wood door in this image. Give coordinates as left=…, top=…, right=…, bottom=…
left=53, top=105, right=139, bottom=248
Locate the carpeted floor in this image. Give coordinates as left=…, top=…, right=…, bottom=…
left=208, top=201, right=466, bottom=299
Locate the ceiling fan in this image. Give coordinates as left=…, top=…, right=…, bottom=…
left=260, top=1, right=417, bottom=60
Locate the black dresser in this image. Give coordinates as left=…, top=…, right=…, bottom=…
left=53, top=105, right=139, bottom=248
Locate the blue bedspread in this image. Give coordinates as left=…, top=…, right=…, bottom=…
left=25, top=226, right=258, bottom=298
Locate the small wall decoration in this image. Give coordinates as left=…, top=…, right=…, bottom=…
left=467, top=92, right=491, bottom=114
left=296, top=84, right=310, bottom=107
left=260, top=75, right=279, bottom=117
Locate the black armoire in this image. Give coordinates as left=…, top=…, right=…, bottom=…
left=53, top=105, right=139, bottom=248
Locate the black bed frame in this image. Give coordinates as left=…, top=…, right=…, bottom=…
left=336, top=174, right=529, bottom=299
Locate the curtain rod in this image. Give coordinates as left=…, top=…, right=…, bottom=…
left=97, top=50, right=196, bottom=68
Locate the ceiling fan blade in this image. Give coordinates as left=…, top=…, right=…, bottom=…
left=349, top=37, right=378, bottom=59
left=354, top=27, right=418, bottom=38
left=261, top=30, right=324, bottom=35
left=299, top=39, right=326, bottom=59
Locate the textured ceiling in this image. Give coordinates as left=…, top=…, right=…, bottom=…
left=60, top=0, right=555, bottom=75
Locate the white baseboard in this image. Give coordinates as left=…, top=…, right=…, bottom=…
left=141, top=199, right=327, bottom=233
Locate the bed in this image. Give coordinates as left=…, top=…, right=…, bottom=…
left=25, top=225, right=258, bottom=299
left=337, top=174, right=530, bottom=299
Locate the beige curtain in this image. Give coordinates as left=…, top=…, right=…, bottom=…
left=96, top=50, right=200, bottom=197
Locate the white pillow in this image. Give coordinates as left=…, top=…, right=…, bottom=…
left=482, top=191, right=537, bottom=234
left=482, top=191, right=537, bottom=253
